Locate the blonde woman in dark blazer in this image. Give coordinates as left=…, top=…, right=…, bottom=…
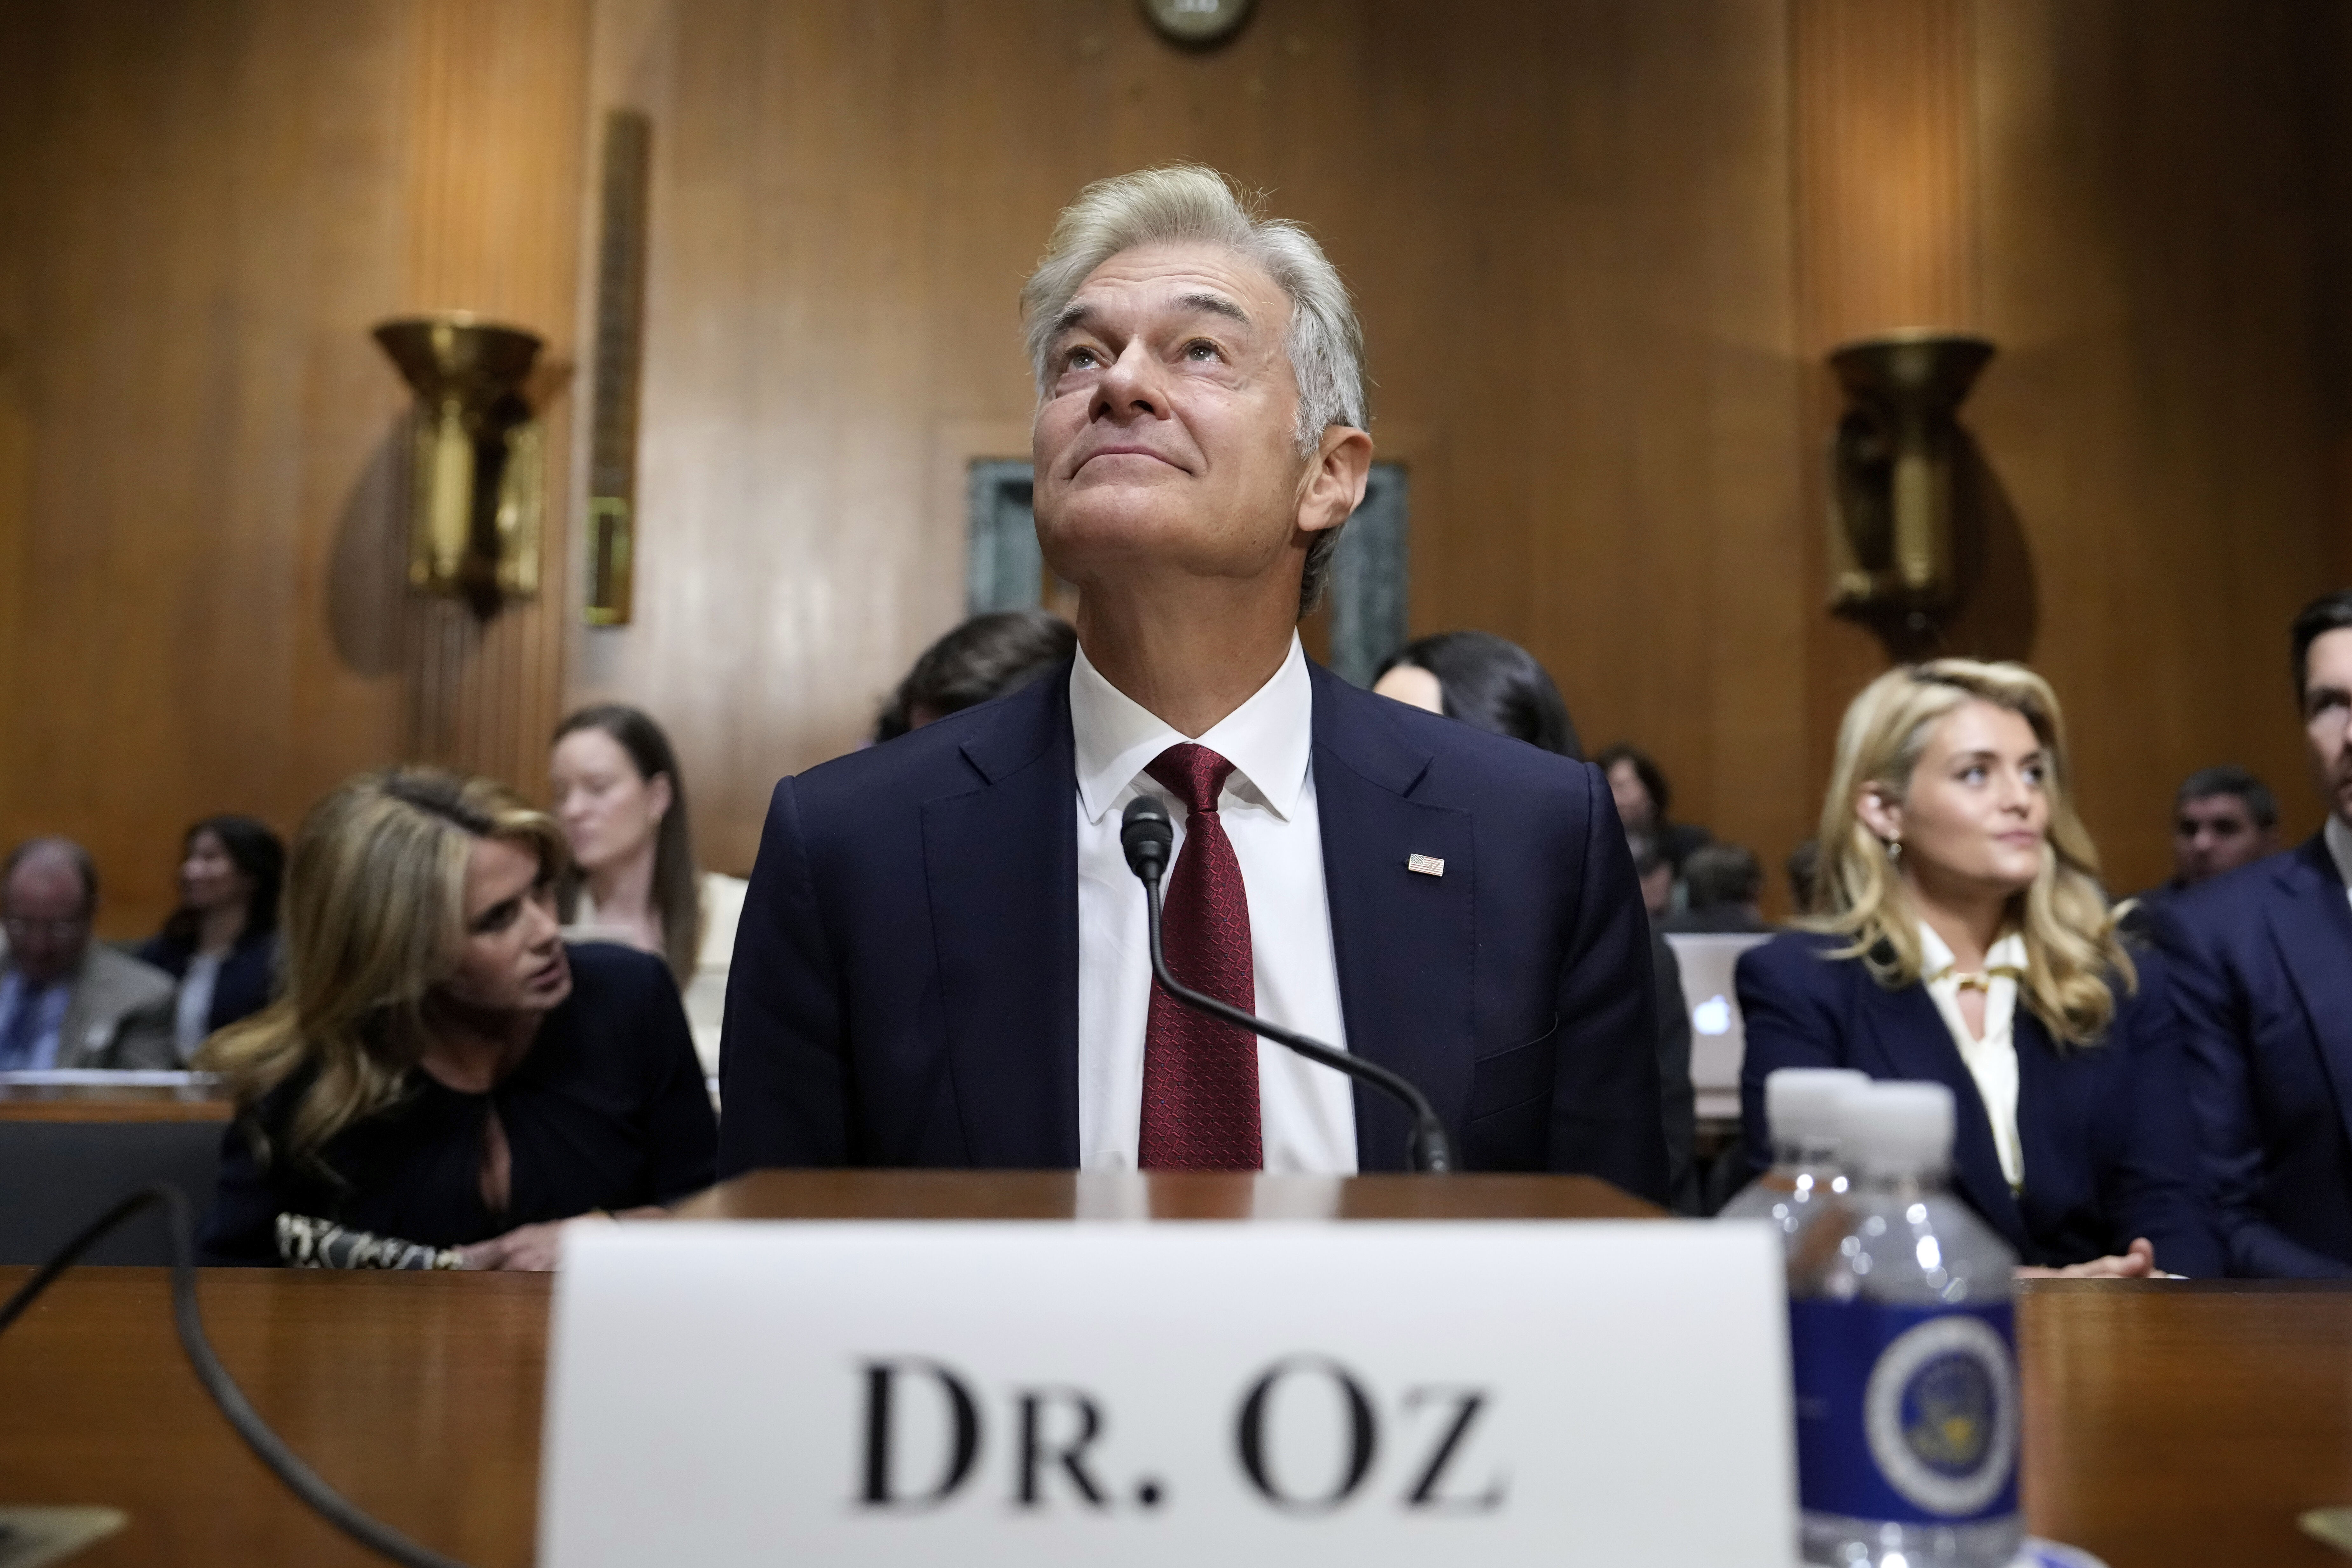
left=1737, top=661, right=2221, bottom=1276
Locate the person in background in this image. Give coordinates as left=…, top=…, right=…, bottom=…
left=0, top=837, right=174, bottom=1071
left=135, top=816, right=285, bottom=1063
left=2140, top=765, right=2279, bottom=906
left=198, top=769, right=715, bottom=1269
left=1784, top=838, right=1821, bottom=918
left=1370, top=630, right=1583, bottom=759
left=873, top=609, right=1078, bottom=742
left=1374, top=629, right=1692, bottom=1209
left=2167, top=590, right=2352, bottom=1276
left=1659, top=842, right=1769, bottom=935
left=1627, top=831, right=1673, bottom=921
left=1596, top=744, right=1711, bottom=876
left=1737, top=661, right=2221, bottom=1277
left=549, top=705, right=744, bottom=1076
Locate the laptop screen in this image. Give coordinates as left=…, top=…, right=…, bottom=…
left=1662, top=932, right=1772, bottom=1121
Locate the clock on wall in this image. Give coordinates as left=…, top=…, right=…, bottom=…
left=1140, top=0, right=1256, bottom=47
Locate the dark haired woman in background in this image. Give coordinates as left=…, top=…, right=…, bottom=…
left=135, top=815, right=285, bottom=1063
left=1372, top=629, right=1698, bottom=1212
left=1372, top=630, right=1583, bottom=759
left=874, top=609, right=1078, bottom=741
left=549, top=705, right=743, bottom=1075
left=1594, top=743, right=1711, bottom=873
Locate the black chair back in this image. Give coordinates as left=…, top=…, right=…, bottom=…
left=0, top=1120, right=224, bottom=1265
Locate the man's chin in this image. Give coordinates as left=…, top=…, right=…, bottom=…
left=1038, top=490, right=1195, bottom=557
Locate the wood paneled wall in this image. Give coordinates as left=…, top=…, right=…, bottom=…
left=0, top=0, right=586, bottom=936
left=1958, top=0, right=2351, bottom=879
left=2, top=0, right=2348, bottom=932
left=568, top=0, right=1814, bottom=883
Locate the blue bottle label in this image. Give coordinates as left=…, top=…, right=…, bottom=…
left=1788, top=1299, right=2019, bottom=1523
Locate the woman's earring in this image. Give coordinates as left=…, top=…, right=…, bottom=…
left=1884, top=837, right=1903, bottom=862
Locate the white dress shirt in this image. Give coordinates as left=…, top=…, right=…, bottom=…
left=567, top=870, right=748, bottom=1075
left=1071, top=635, right=1358, bottom=1173
left=172, top=952, right=223, bottom=1062
left=1919, top=922, right=2028, bottom=1191
left=2327, top=816, right=2352, bottom=919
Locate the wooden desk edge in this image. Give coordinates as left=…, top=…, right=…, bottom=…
left=0, top=1096, right=233, bottom=1122
left=672, top=1168, right=1666, bottom=1222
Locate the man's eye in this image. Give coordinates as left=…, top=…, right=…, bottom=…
left=1184, top=340, right=1218, bottom=361
left=1066, top=347, right=1099, bottom=370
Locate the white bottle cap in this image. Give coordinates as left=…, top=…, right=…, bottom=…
left=1762, top=1067, right=1871, bottom=1150
left=1840, top=1081, right=1957, bottom=1178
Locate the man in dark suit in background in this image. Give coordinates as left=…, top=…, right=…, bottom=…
left=2169, top=589, right=2352, bottom=1276
left=2134, top=764, right=2280, bottom=911
left=718, top=167, right=1665, bottom=1189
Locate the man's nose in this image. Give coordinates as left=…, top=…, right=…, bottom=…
left=1093, top=340, right=1165, bottom=421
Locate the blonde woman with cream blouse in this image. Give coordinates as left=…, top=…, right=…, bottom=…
left=1735, top=660, right=2220, bottom=1276
left=550, top=706, right=745, bottom=1076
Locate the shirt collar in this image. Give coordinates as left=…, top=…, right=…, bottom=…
left=1918, top=920, right=2026, bottom=982
left=2327, top=814, right=2352, bottom=892
left=1069, top=634, right=1314, bottom=825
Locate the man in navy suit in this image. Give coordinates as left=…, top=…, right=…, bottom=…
left=2168, top=589, right=2352, bottom=1276
left=717, top=167, right=1665, bottom=1190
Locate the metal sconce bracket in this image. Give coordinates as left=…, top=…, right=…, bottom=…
left=373, top=313, right=547, bottom=620
left=1827, top=329, right=1995, bottom=655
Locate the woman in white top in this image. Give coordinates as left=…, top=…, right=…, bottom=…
left=549, top=706, right=745, bottom=1075
left=1733, top=659, right=2221, bottom=1276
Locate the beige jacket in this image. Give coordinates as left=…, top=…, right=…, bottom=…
left=0, top=941, right=177, bottom=1070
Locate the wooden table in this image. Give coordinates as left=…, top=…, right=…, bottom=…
left=0, top=1083, right=231, bottom=1123
left=1, top=1172, right=2347, bottom=1567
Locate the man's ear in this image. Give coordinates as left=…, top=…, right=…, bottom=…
left=1296, top=425, right=1373, bottom=536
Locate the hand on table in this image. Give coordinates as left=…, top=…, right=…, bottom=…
left=458, top=1207, right=668, bottom=1272
left=2016, top=1236, right=2162, bottom=1279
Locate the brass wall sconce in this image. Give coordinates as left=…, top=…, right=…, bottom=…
left=1827, top=330, right=1996, bottom=639
left=373, top=313, right=546, bottom=619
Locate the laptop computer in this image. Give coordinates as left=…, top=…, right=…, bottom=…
left=1662, top=932, right=1773, bottom=1124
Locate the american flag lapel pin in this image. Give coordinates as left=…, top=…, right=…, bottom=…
left=1406, top=853, right=1445, bottom=877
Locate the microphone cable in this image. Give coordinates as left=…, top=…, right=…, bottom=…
left=0, top=1183, right=473, bottom=1568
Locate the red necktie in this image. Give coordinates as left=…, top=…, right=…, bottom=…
left=1137, top=743, right=1262, bottom=1170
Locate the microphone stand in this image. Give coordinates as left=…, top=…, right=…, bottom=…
left=1122, top=796, right=1454, bottom=1174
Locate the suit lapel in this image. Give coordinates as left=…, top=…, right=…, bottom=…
left=919, top=672, right=1081, bottom=1167
left=2267, top=836, right=2352, bottom=1157
left=1308, top=666, right=1477, bottom=1172
left=55, top=955, right=102, bottom=1069
left=1854, top=971, right=2034, bottom=1255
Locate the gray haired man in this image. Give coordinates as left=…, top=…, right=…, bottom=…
left=719, top=168, right=1664, bottom=1189
left=0, top=837, right=176, bottom=1070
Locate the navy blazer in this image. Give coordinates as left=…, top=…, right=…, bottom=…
left=2163, top=836, right=2352, bottom=1278
left=717, top=658, right=1667, bottom=1192
left=134, top=926, right=280, bottom=1036
left=1736, top=931, right=2222, bottom=1276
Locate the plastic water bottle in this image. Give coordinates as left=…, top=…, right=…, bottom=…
left=1718, top=1067, right=1869, bottom=1243
left=1788, top=1081, right=2023, bottom=1567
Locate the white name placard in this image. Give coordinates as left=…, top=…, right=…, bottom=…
left=541, top=1221, right=1794, bottom=1568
